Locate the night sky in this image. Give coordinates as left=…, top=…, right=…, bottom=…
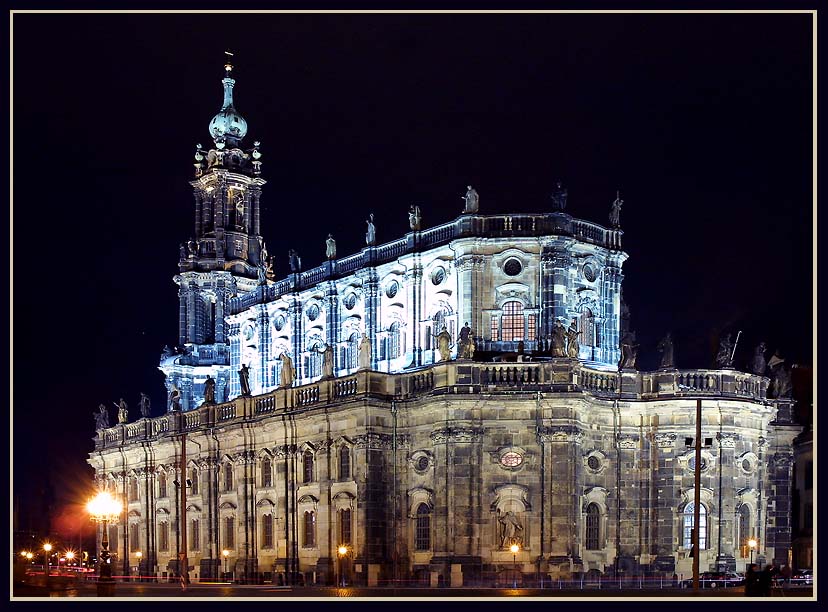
left=12, top=12, right=813, bottom=540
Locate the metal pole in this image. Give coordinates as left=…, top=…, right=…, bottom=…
left=513, top=552, right=517, bottom=589
left=693, top=398, right=702, bottom=591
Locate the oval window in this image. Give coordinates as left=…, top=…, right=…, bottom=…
left=500, top=452, right=523, bottom=468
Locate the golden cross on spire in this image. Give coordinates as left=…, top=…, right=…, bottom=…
left=224, top=50, right=234, bottom=74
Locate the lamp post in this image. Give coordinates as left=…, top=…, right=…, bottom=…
left=337, top=546, right=348, bottom=587
left=135, top=551, right=142, bottom=581
left=748, top=538, right=757, bottom=566
left=87, top=490, right=123, bottom=597
left=510, top=542, right=520, bottom=589
left=222, top=549, right=230, bottom=581
left=43, top=543, right=52, bottom=579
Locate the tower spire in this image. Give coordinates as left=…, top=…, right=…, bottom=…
left=208, top=50, right=247, bottom=148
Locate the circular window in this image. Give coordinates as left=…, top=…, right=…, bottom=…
left=343, top=293, right=357, bottom=310
left=306, top=304, right=320, bottom=321
left=587, top=455, right=601, bottom=470
left=742, top=458, right=753, bottom=472
left=503, top=258, right=523, bottom=277
left=500, top=452, right=523, bottom=468
left=274, top=315, right=286, bottom=331
left=583, top=262, right=598, bottom=283
left=386, top=281, right=399, bottom=298
left=431, top=266, right=446, bottom=285
left=416, top=456, right=429, bottom=471
left=688, top=457, right=707, bottom=471
left=243, top=324, right=254, bottom=341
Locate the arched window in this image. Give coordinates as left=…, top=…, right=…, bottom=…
left=339, top=446, right=351, bottom=480
left=128, top=477, right=139, bottom=502
left=158, top=473, right=167, bottom=498
left=261, top=457, right=272, bottom=488
left=683, top=503, right=708, bottom=549
left=190, top=467, right=199, bottom=495
left=415, top=503, right=431, bottom=551
left=340, top=509, right=352, bottom=546
left=585, top=503, right=601, bottom=550
left=579, top=307, right=596, bottom=347
left=739, top=505, right=752, bottom=555
left=388, top=322, right=402, bottom=360
left=302, top=451, right=314, bottom=484
left=502, top=301, right=525, bottom=342
left=305, top=340, right=323, bottom=379
left=261, top=513, right=273, bottom=549
left=223, top=463, right=234, bottom=492
left=347, top=332, right=360, bottom=370
left=304, top=511, right=316, bottom=547
left=158, top=521, right=169, bottom=551
left=224, top=516, right=235, bottom=549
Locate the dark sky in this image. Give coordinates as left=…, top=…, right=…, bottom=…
left=12, top=12, right=813, bottom=537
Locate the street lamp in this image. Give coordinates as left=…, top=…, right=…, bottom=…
left=337, top=546, right=348, bottom=587
left=43, top=543, right=52, bottom=578
left=135, top=551, right=142, bottom=581
left=26, top=552, right=34, bottom=563
left=510, top=542, right=520, bottom=588
left=748, top=538, right=758, bottom=566
left=222, top=549, right=230, bottom=581
left=87, top=490, right=123, bottom=597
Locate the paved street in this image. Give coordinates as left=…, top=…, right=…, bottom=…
left=13, top=579, right=814, bottom=599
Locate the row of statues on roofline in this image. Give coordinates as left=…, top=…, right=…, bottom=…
left=215, top=185, right=624, bottom=284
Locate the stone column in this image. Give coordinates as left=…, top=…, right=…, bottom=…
left=257, top=306, right=271, bottom=389
left=324, top=282, right=340, bottom=371
left=177, top=281, right=189, bottom=346
left=361, top=270, right=380, bottom=370
left=405, top=260, right=423, bottom=367
left=766, top=450, right=795, bottom=565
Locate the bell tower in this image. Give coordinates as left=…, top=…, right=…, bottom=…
left=160, top=54, right=269, bottom=411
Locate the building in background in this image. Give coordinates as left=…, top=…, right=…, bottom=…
left=87, top=63, right=802, bottom=587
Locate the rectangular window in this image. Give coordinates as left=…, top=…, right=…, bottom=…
left=304, top=511, right=316, bottom=547
left=340, top=509, right=352, bottom=546
left=224, top=516, right=235, bottom=549
left=159, top=522, right=169, bottom=551
left=262, top=514, right=273, bottom=548
left=224, top=464, right=233, bottom=492
left=129, top=524, right=139, bottom=552
left=159, top=475, right=167, bottom=498
left=527, top=314, right=536, bottom=342
left=501, top=301, right=524, bottom=341
left=262, top=459, right=272, bottom=488
left=190, top=468, right=199, bottom=495
left=129, top=478, right=139, bottom=502
left=190, top=519, right=200, bottom=551
left=490, top=316, right=499, bottom=341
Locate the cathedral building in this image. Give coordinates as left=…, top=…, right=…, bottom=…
left=88, top=62, right=801, bottom=587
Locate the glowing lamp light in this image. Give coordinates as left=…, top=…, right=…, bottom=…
left=510, top=543, right=520, bottom=554
left=86, top=491, right=123, bottom=520
left=338, top=546, right=348, bottom=557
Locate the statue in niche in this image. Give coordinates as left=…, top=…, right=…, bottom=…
left=497, top=509, right=524, bottom=548
left=326, top=234, right=337, bottom=259
left=259, top=238, right=269, bottom=264
left=566, top=319, right=581, bottom=358
left=203, top=376, right=216, bottom=405
left=408, top=205, right=422, bottom=231
left=458, top=322, right=474, bottom=359
left=752, top=342, right=767, bottom=375
left=279, top=352, right=295, bottom=388
left=266, top=256, right=274, bottom=279
left=619, top=330, right=639, bottom=370
left=169, top=383, right=182, bottom=411
left=462, top=186, right=479, bottom=214
left=609, top=191, right=623, bottom=227
left=657, top=332, right=675, bottom=369
left=238, top=364, right=251, bottom=396
left=320, top=344, right=335, bottom=379
left=94, top=404, right=110, bottom=429
left=235, top=193, right=245, bottom=229
left=715, top=333, right=734, bottom=368
left=550, top=319, right=567, bottom=357
left=550, top=180, right=568, bottom=211
left=187, top=239, right=197, bottom=257
left=138, top=392, right=151, bottom=418
left=117, top=398, right=129, bottom=424
left=365, top=213, right=377, bottom=246
left=288, top=249, right=302, bottom=273
left=358, top=334, right=372, bottom=370
left=435, top=325, right=453, bottom=362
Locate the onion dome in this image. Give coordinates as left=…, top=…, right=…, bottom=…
left=208, top=56, right=248, bottom=149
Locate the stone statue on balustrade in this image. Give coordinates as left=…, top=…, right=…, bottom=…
left=550, top=319, right=567, bottom=357
left=435, top=325, right=453, bottom=362
left=257, top=261, right=268, bottom=285
left=320, top=344, right=335, bottom=379
left=715, top=333, right=735, bottom=368
left=365, top=213, right=377, bottom=246
left=408, top=205, right=422, bottom=231
left=657, top=332, right=675, bottom=369
left=117, top=398, right=129, bottom=424
left=619, top=330, right=639, bottom=370
left=767, top=351, right=792, bottom=398
left=751, top=342, right=767, bottom=375
left=94, top=404, right=110, bottom=429
left=168, top=383, right=182, bottom=411
left=566, top=319, right=581, bottom=358
left=550, top=180, right=568, bottom=211
left=139, top=392, right=151, bottom=418
left=238, top=364, right=252, bottom=396
left=326, top=234, right=337, bottom=259
left=462, top=186, right=479, bottom=214
left=609, top=191, right=623, bottom=228
left=458, top=322, right=474, bottom=359
left=288, top=249, right=302, bottom=273
left=203, top=376, right=216, bottom=405
left=279, top=353, right=295, bottom=388
left=358, top=334, right=372, bottom=370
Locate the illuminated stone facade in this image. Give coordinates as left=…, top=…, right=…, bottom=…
left=87, top=66, right=800, bottom=587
